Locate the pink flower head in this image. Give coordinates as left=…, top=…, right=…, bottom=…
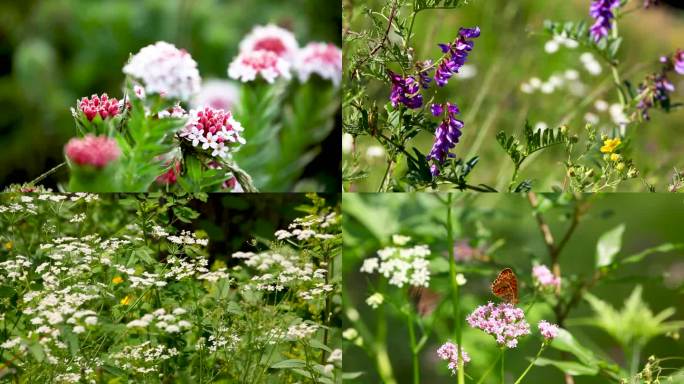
left=65, top=135, right=121, bottom=168
left=179, top=107, right=245, bottom=159
left=123, top=41, right=201, bottom=101
left=228, top=50, right=291, bottom=84
left=239, top=24, right=299, bottom=62
left=78, top=94, right=120, bottom=121
left=674, top=49, right=684, bottom=75
left=466, top=302, right=531, bottom=348
left=156, top=161, right=181, bottom=185
left=532, top=265, right=561, bottom=290
left=538, top=320, right=559, bottom=341
left=157, top=105, right=187, bottom=119
left=437, top=341, right=470, bottom=375
left=295, top=42, right=342, bottom=87
left=192, top=80, right=239, bottom=111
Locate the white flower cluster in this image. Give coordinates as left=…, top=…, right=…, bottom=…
left=123, top=41, right=201, bottom=101
left=0, top=255, right=31, bottom=283
left=126, top=307, right=192, bottom=334
left=360, top=235, right=432, bottom=288
left=235, top=251, right=331, bottom=295
left=166, top=230, right=209, bottom=246
left=520, top=70, right=585, bottom=96
left=286, top=322, right=320, bottom=340
left=112, top=341, right=180, bottom=374
left=580, top=52, right=602, bottom=76
left=196, top=326, right=241, bottom=353
left=544, top=32, right=579, bottom=54
left=274, top=211, right=339, bottom=241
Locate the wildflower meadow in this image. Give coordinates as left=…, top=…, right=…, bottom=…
left=0, top=0, right=341, bottom=193
left=0, top=193, right=342, bottom=383
left=343, top=0, right=684, bottom=192
left=342, top=193, right=684, bottom=383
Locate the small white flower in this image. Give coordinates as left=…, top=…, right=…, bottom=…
left=365, top=293, right=384, bottom=309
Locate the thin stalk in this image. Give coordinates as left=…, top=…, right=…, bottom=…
left=407, top=312, right=420, bottom=384
left=629, top=343, right=642, bottom=380
left=476, top=350, right=504, bottom=384
left=513, top=345, right=546, bottom=384
left=501, top=348, right=505, bottom=384
left=445, top=194, right=464, bottom=384
left=29, top=162, right=66, bottom=185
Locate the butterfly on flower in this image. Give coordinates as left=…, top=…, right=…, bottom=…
left=491, top=268, right=519, bottom=304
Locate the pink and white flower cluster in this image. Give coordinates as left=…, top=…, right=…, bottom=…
left=123, top=41, right=201, bottom=101
left=65, top=135, right=121, bottom=168
left=192, top=80, right=239, bottom=111
left=178, top=107, right=245, bottom=159
left=532, top=264, right=561, bottom=290
left=295, top=42, right=343, bottom=87
left=77, top=94, right=121, bottom=121
left=437, top=341, right=470, bottom=375
left=538, top=320, right=559, bottom=341
left=228, top=24, right=341, bottom=86
left=466, top=302, right=531, bottom=348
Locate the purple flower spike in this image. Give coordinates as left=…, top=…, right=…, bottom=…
left=388, top=70, right=423, bottom=109
left=637, top=73, right=675, bottom=120
left=434, top=26, right=480, bottom=87
left=416, top=60, right=434, bottom=89
left=427, top=101, right=464, bottom=177
left=589, top=0, right=620, bottom=42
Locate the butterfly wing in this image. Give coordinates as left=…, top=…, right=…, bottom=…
left=409, top=286, right=441, bottom=317
left=491, top=268, right=519, bottom=304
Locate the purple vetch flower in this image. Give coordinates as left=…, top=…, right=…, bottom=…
left=427, top=102, right=463, bottom=177
left=388, top=70, right=423, bottom=109
left=466, top=302, right=531, bottom=348
left=434, top=27, right=480, bottom=87
left=636, top=73, right=675, bottom=120
left=589, top=0, right=620, bottom=42
left=416, top=60, right=434, bottom=89
left=437, top=341, right=471, bottom=375
left=538, top=320, right=560, bottom=341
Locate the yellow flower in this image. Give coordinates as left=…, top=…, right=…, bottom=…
left=610, top=153, right=621, bottom=162
left=616, top=162, right=625, bottom=171
left=3, top=242, right=12, bottom=250
left=120, top=295, right=132, bottom=305
left=600, top=138, right=621, bottom=154
left=112, top=276, right=124, bottom=285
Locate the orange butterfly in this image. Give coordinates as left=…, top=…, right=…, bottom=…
left=491, top=268, right=519, bottom=304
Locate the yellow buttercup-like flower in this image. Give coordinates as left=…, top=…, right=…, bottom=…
left=120, top=295, right=132, bottom=305
left=600, top=138, right=621, bottom=154
left=3, top=242, right=12, bottom=250
left=610, top=153, right=621, bottom=162
left=112, top=276, right=124, bottom=284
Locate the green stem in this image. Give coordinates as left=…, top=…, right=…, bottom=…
left=508, top=164, right=521, bottom=192
left=29, top=162, right=66, bottom=185
left=407, top=312, right=420, bottom=384
left=476, top=350, right=504, bottom=384
left=513, top=344, right=546, bottom=384
left=629, top=343, right=641, bottom=380
left=501, top=348, right=505, bottom=384
left=445, top=194, right=464, bottom=384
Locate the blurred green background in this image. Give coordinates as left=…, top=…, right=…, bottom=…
left=342, top=193, right=684, bottom=383
left=344, top=0, right=684, bottom=191
left=0, top=0, right=341, bottom=191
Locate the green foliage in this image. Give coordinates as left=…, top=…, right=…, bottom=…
left=583, top=286, right=684, bottom=350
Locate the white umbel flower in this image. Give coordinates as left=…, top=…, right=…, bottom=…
left=123, top=41, right=201, bottom=101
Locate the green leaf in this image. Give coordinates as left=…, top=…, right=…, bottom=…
left=533, top=357, right=599, bottom=376
left=620, top=243, right=682, bottom=265
left=309, top=338, right=333, bottom=353
left=270, top=359, right=308, bottom=369
left=549, top=329, right=598, bottom=368
left=342, top=372, right=365, bottom=380
left=596, top=224, right=625, bottom=268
